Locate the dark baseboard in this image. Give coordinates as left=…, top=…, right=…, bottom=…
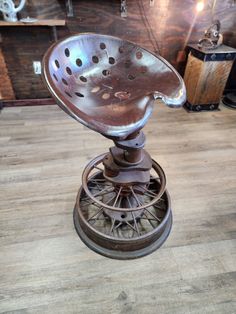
left=184, top=101, right=220, bottom=112
left=1, top=98, right=55, bottom=108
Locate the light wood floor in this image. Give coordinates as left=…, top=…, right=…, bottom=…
left=0, top=103, right=236, bottom=314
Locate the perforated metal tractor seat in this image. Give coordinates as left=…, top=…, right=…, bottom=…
left=43, top=33, right=186, bottom=139
left=42, top=33, right=186, bottom=259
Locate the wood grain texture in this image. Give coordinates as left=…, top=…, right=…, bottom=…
left=0, top=102, right=236, bottom=313
left=184, top=53, right=234, bottom=105
left=184, top=53, right=203, bottom=104
left=0, top=20, right=65, bottom=27
left=197, top=60, right=233, bottom=104
left=0, top=48, right=15, bottom=100
left=0, top=0, right=236, bottom=99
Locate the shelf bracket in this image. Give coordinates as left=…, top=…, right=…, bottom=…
left=66, top=0, right=74, bottom=17
left=52, top=26, right=58, bottom=42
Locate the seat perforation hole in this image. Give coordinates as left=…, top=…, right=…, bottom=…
left=55, top=60, right=60, bottom=68
left=102, top=93, right=110, bottom=100
left=102, top=69, right=110, bottom=76
left=109, top=57, right=115, bottom=65
left=119, top=46, right=124, bottom=53
left=91, top=86, right=100, bottom=93
left=100, top=43, right=106, bottom=50
left=65, top=91, right=72, bottom=97
left=75, top=92, right=84, bottom=98
left=80, top=76, right=87, bottom=82
left=92, top=56, right=99, bottom=63
left=62, top=78, right=68, bottom=85
left=136, top=51, right=143, bottom=59
left=128, top=74, right=135, bottom=80
left=53, top=73, right=58, bottom=81
left=66, top=67, right=72, bottom=75
left=65, top=48, right=70, bottom=57
left=76, top=58, right=82, bottom=67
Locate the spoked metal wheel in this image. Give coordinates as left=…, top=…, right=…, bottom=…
left=73, top=154, right=172, bottom=259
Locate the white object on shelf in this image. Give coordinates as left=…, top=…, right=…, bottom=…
left=33, top=61, right=41, bottom=75
left=20, top=16, right=38, bottom=23
left=0, top=0, right=26, bottom=22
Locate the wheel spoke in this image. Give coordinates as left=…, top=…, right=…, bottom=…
left=114, top=222, right=122, bottom=230
left=153, top=203, right=165, bottom=210
left=95, top=190, right=116, bottom=198
left=131, top=211, right=140, bottom=235
left=104, top=194, right=117, bottom=205
left=141, top=216, right=159, bottom=221
left=129, top=186, right=143, bottom=206
left=142, top=212, right=156, bottom=229
left=126, top=221, right=137, bottom=232
left=138, top=186, right=165, bottom=203
left=89, top=210, right=104, bottom=225
left=92, top=186, right=114, bottom=197
left=93, top=165, right=104, bottom=171
left=126, top=195, right=132, bottom=208
left=90, top=178, right=106, bottom=182
left=81, top=198, right=101, bottom=208
left=89, top=179, right=111, bottom=189
left=110, top=219, right=116, bottom=235
left=88, top=208, right=103, bottom=222
left=144, top=208, right=161, bottom=222
left=89, top=185, right=102, bottom=191
left=139, top=186, right=158, bottom=197
left=112, top=186, right=122, bottom=207
left=82, top=186, right=114, bottom=201
left=78, top=157, right=169, bottom=243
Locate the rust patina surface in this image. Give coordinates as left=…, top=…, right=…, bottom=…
left=43, top=33, right=186, bottom=259
left=43, top=33, right=186, bottom=139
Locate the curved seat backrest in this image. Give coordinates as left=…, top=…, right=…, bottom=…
left=43, top=33, right=186, bottom=138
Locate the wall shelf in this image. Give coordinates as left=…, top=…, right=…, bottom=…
left=0, top=19, right=65, bottom=27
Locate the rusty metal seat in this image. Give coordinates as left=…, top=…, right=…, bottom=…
left=42, top=33, right=186, bottom=259
left=43, top=33, right=185, bottom=139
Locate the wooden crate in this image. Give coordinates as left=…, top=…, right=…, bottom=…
left=184, top=44, right=236, bottom=111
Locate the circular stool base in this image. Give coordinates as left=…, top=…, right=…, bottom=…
left=222, top=93, right=236, bottom=110
left=73, top=188, right=172, bottom=260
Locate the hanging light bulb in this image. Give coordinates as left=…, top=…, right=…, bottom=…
left=196, top=1, right=204, bottom=12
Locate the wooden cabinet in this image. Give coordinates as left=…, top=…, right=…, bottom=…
left=0, top=48, right=15, bottom=100
left=184, top=44, right=236, bottom=111
left=0, top=0, right=66, bottom=106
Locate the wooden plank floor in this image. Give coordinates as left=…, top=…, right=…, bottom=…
left=0, top=103, right=236, bottom=314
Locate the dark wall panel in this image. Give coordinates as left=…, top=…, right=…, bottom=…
left=2, top=28, right=53, bottom=99
left=1, top=0, right=236, bottom=99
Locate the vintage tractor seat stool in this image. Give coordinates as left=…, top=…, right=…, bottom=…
left=43, top=33, right=186, bottom=259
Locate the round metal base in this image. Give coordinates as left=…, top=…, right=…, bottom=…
left=73, top=206, right=172, bottom=259
left=74, top=172, right=172, bottom=259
